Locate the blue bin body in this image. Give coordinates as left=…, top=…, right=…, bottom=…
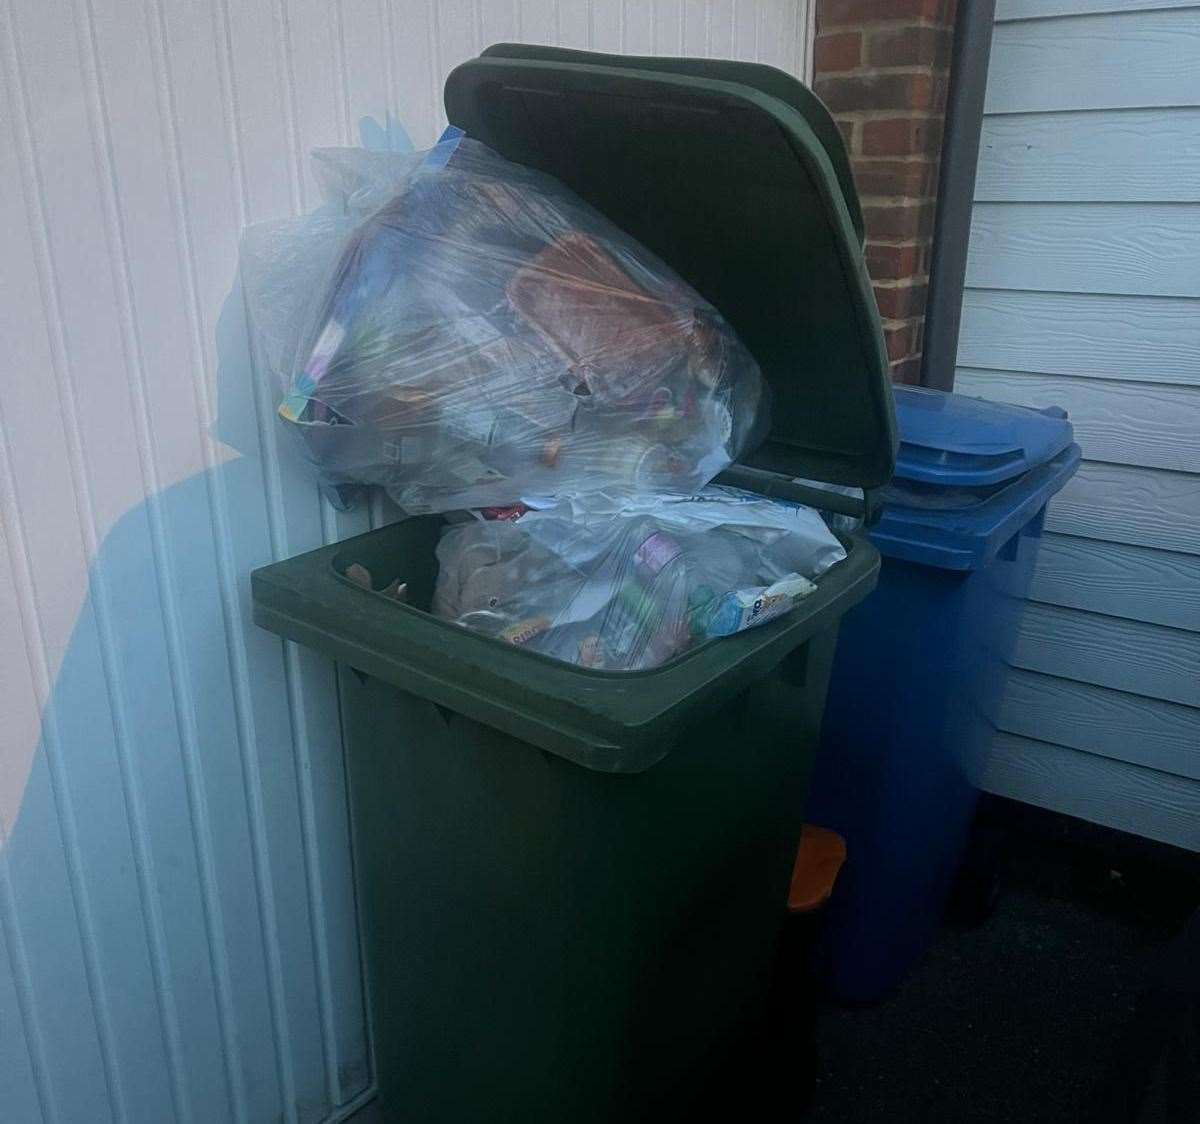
left=806, top=388, right=1081, bottom=1003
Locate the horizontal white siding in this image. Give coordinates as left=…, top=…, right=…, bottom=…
left=0, top=3, right=812, bottom=1122
left=997, top=670, right=1200, bottom=781
left=996, top=1, right=1200, bottom=21
left=967, top=203, right=1200, bottom=299
left=1026, top=534, right=1200, bottom=632
left=961, top=3, right=1200, bottom=847
left=974, top=109, right=1200, bottom=203
left=1045, top=462, right=1200, bottom=556
left=954, top=369, right=1200, bottom=473
left=985, top=8, right=1200, bottom=114
left=1010, top=603, right=1200, bottom=709
left=958, top=290, right=1200, bottom=385
left=983, top=734, right=1200, bottom=851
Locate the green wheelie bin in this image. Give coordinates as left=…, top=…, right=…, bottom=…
left=251, top=45, right=896, bottom=1123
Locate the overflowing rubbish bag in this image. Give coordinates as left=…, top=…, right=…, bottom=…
left=432, top=486, right=847, bottom=671
left=240, top=130, right=846, bottom=668
left=241, top=131, right=768, bottom=513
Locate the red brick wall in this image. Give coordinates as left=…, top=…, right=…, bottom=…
left=813, top=0, right=958, bottom=384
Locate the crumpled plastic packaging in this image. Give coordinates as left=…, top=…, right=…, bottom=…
left=432, top=486, right=847, bottom=671
left=240, top=132, right=768, bottom=513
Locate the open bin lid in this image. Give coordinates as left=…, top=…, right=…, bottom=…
left=252, top=516, right=882, bottom=772
left=444, top=45, right=897, bottom=492
left=892, top=386, right=1075, bottom=488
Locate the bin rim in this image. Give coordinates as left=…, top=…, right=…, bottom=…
left=251, top=518, right=880, bottom=773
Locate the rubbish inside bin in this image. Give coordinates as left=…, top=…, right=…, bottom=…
left=431, top=486, right=846, bottom=671
left=242, top=131, right=768, bottom=514
left=344, top=562, right=408, bottom=602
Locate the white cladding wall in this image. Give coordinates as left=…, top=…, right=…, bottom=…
left=0, top=2, right=813, bottom=1122
left=957, top=0, right=1200, bottom=849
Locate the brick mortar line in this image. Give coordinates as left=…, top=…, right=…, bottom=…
left=853, top=154, right=940, bottom=161
left=872, top=277, right=930, bottom=288
left=815, top=64, right=951, bottom=78
left=861, top=193, right=939, bottom=202
left=831, top=110, right=949, bottom=120
left=869, top=236, right=938, bottom=246
left=816, top=18, right=956, bottom=36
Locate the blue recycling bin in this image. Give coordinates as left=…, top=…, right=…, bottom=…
left=806, top=386, right=1081, bottom=1003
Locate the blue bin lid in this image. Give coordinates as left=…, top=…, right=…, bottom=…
left=893, top=386, right=1075, bottom=488
left=871, top=443, right=1082, bottom=570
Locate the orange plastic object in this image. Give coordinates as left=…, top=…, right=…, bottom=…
left=787, top=824, right=848, bottom=913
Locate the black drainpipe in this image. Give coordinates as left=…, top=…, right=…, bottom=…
left=920, top=0, right=996, bottom=391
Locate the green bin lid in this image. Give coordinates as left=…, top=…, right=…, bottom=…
left=444, top=44, right=897, bottom=490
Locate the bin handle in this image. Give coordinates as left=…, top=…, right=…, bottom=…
left=715, top=465, right=876, bottom=522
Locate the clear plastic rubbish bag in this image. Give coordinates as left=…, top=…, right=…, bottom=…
left=433, top=486, right=846, bottom=671
left=242, top=132, right=768, bottom=512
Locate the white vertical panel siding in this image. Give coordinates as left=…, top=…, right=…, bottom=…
left=960, top=4, right=1200, bottom=848
left=0, top=3, right=814, bottom=1122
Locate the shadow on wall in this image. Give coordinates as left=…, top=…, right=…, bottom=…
left=0, top=116, right=411, bottom=1124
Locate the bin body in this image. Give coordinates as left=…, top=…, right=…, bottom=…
left=250, top=45, right=900, bottom=1120
left=253, top=512, right=878, bottom=1121
left=340, top=627, right=837, bottom=1121
left=806, top=388, right=1081, bottom=1003
left=809, top=515, right=1040, bottom=1002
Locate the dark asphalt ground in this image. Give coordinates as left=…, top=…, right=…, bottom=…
left=807, top=800, right=1199, bottom=1124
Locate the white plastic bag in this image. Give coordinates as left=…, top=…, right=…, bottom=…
left=433, top=486, right=846, bottom=671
